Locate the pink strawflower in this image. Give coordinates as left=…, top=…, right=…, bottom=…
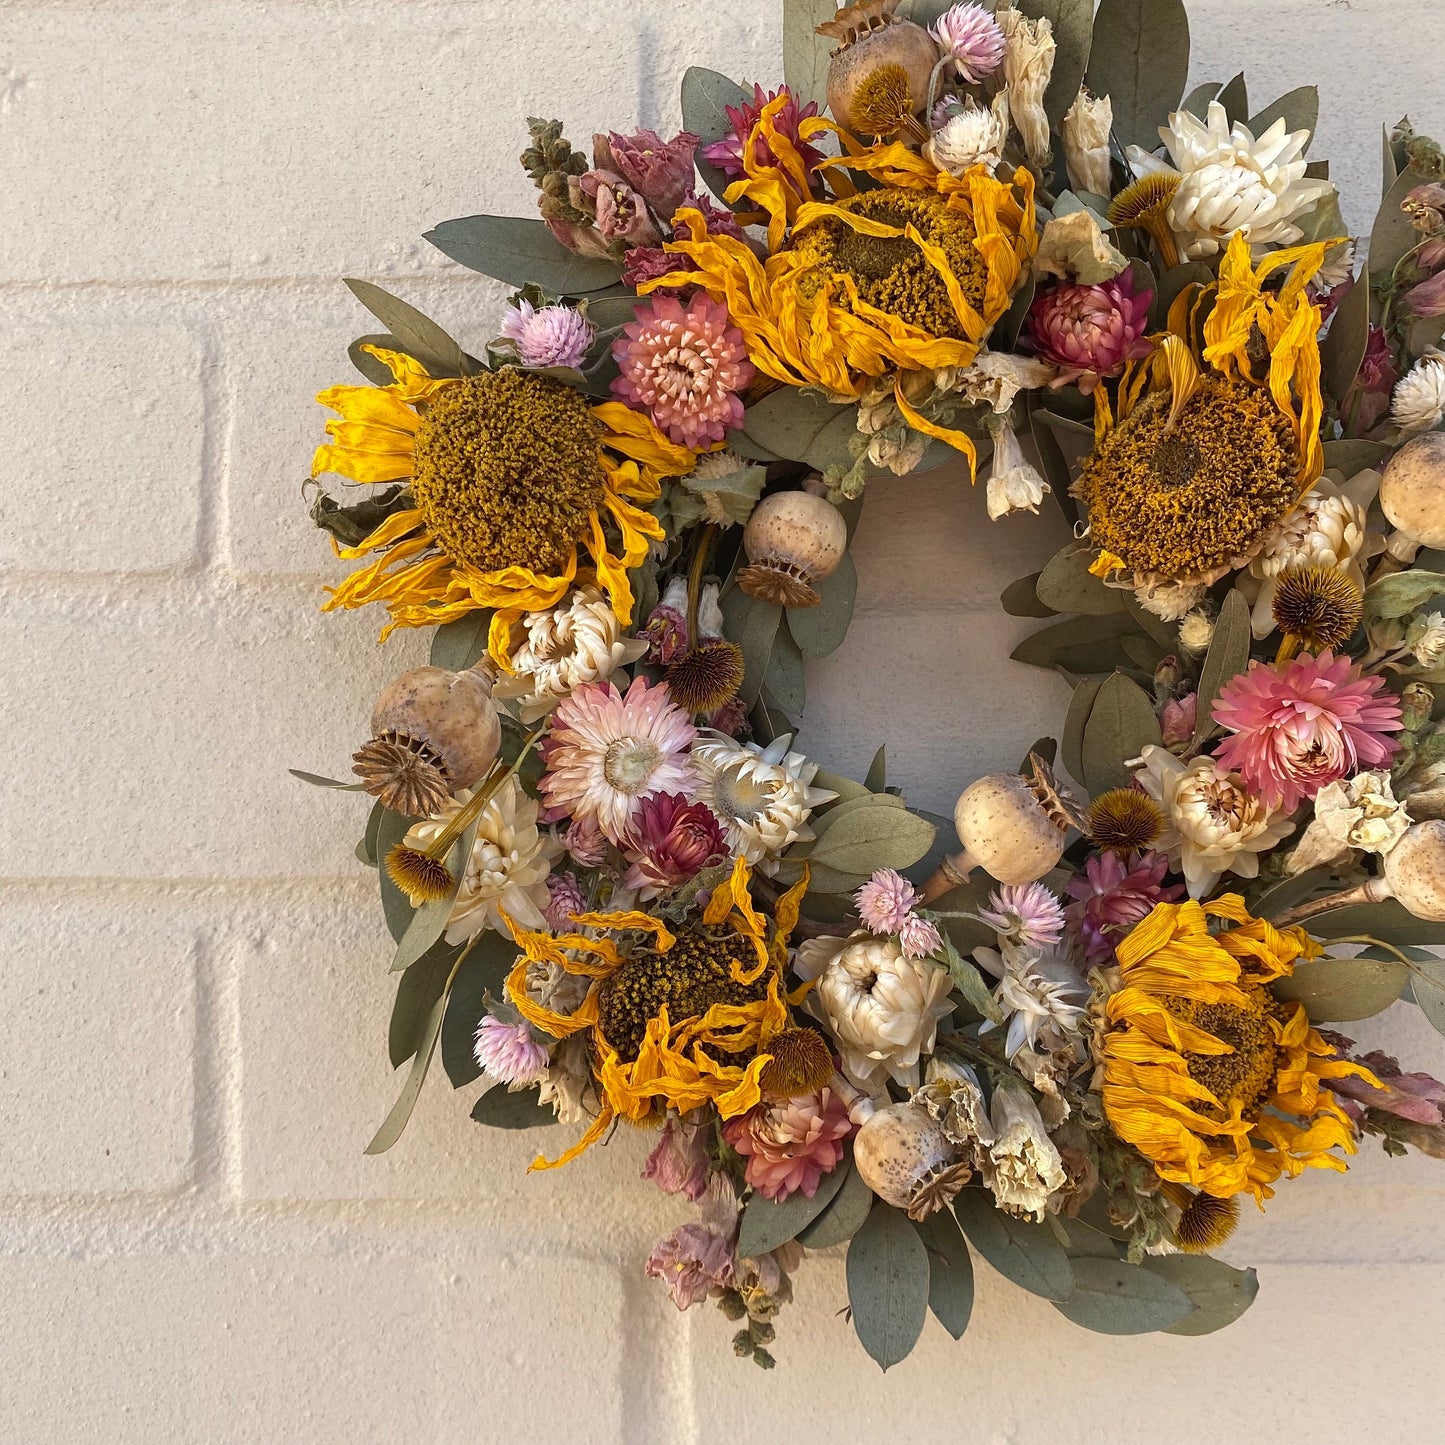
left=1212, top=653, right=1404, bottom=812
left=544, top=871, right=588, bottom=931
left=642, top=1114, right=712, bottom=1201
left=473, top=1016, right=550, bottom=1087
left=645, top=1222, right=735, bottom=1310
left=1027, top=271, right=1154, bottom=395
left=978, top=882, right=1066, bottom=951
left=701, top=82, right=825, bottom=182
left=1160, top=692, right=1198, bottom=749
left=621, top=791, right=728, bottom=899
left=899, top=915, right=945, bottom=961
left=723, top=1088, right=855, bottom=1202
left=1064, top=850, right=1185, bottom=966
left=611, top=293, right=754, bottom=449
left=600, top=128, right=700, bottom=218
left=855, top=868, right=921, bottom=934
left=539, top=677, right=697, bottom=843
left=675, top=189, right=751, bottom=243
left=498, top=299, right=594, bottom=369
left=562, top=814, right=609, bottom=868
left=931, top=3, right=1007, bottom=82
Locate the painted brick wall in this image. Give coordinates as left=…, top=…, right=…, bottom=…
left=3, top=2, right=1445, bottom=1440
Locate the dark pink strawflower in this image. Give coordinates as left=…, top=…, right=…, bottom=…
left=1160, top=692, right=1198, bottom=749
left=1212, top=653, right=1404, bottom=812
left=674, top=189, right=751, bottom=243
left=602, top=128, right=700, bottom=218
left=642, top=1114, right=712, bottom=1201
left=1026, top=271, right=1154, bottom=395
left=1064, top=850, right=1185, bottom=966
left=544, top=871, right=588, bottom=931
left=722, top=1088, right=854, bottom=1202
left=611, top=293, right=753, bottom=448
left=701, top=83, right=825, bottom=182
left=621, top=791, right=728, bottom=899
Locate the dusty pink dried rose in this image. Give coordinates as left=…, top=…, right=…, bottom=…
left=600, top=128, right=700, bottom=218
left=642, top=1114, right=712, bottom=1201
left=645, top=1222, right=734, bottom=1309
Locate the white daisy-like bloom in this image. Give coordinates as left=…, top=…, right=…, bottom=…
left=1134, top=744, right=1294, bottom=898
left=793, top=934, right=955, bottom=1090
left=1126, top=101, right=1334, bottom=260
left=493, top=585, right=648, bottom=723
left=402, top=776, right=563, bottom=944
left=1392, top=350, right=1445, bottom=434
left=1134, top=581, right=1206, bottom=623
left=538, top=676, right=697, bottom=843
left=1177, top=608, right=1216, bottom=653
left=1315, top=239, right=1357, bottom=293
left=1246, top=473, right=1375, bottom=638
left=690, top=732, right=837, bottom=869
left=985, top=420, right=1050, bottom=520
left=926, top=90, right=1011, bottom=176
left=973, top=942, right=1087, bottom=1064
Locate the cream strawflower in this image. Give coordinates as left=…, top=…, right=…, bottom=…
left=926, top=91, right=1011, bottom=176
left=1247, top=474, right=1374, bottom=638
left=1127, top=101, right=1334, bottom=259
left=402, top=776, right=563, bottom=943
left=1392, top=350, right=1445, bottom=434
left=494, top=585, right=648, bottom=722
left=1134, top=744, right=1293, bottom=898
left=1134, top=581, right=1206, bottom=623
left=794, top=934, right=955, bottom=1090
left=691, top=732, right=837, bottom=869
left=1177, top=607, right=1216, bottom=653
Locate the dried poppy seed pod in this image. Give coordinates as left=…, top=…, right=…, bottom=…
left=1383, top=820, right=1445, bottom=921
left=1380, top=433, right=1445, bottom=563
left=852, top=1101, right=971, bottom=1220
left=737, top=487, right=848, bottom=608
left=817, top=0, right=939, bottom=141
left=353, top=665, right=501, bottom=816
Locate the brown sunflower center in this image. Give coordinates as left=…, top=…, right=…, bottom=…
left=1165, top=988, right=1281, bottom=1125
left=1075, top=373, right=1299, bottom=582
left=597, top=926, right=771, bottom=1063
left=788, top=187, right=986, bottom=340
left=411, top=368, right=605, bottom=577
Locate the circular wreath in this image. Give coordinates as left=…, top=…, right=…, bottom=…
left=300, top=0, right=1445, bottom=1368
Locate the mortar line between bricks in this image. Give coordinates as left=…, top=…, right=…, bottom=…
left=188, top=929, right=246, bottom=1201
left=192, top=319, right=228, bottom=570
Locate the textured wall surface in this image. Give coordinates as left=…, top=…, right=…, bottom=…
left=4, top=1, right=1445, bottom=1441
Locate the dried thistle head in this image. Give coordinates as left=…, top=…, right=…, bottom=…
left=664, top=640, right=746, bottom=715
left=385, top=844, right=455, bottom=905
left=1173, top=1191, right=1241, bottom=1253
left=849, top=62, right=916, bottom=136
left=1086, top=788, right=1164, bottom=852
left=1107, top=173, right=1180, bottom=230
left=759, top=1027, right=836, bottom=1098
left=1271, top=563, right=1364, bottom=652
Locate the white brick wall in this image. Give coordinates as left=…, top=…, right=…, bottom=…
left=4, top=2, right=1445, bottom=1440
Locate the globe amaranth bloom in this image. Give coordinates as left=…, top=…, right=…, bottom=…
left=473, top=1016, right=550, bottom=1087
left=700, top=82, right=824, bottom=182
left=1026, top=270, right=1153, bottom=394
left=498, top=299, right=594, bottom=370
left=723, top=1087, right=855, bottom=1202
left=620, top=791, right=728, bottom=899
left=611, top=293, right=754, bottom=449
left=855, top=868, right=922, bottom=935
left=1212, top=652, right=1404, bottom=812
left=930, top=3, right=1006, bottom=83
left=1064, top=849, right=1185, bottom=966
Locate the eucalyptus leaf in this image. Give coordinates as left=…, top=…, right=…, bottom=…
left=1296, top=189, right=1347, bottom=246
left=1181, top=81, right=1221, bottom=115
left=1011, top=614, right=1147, bottom=675
left=723, top=590, right=783, bottom=709
left=344, top=279, right=470, bottom=378
left=1371, top=167, right=1432, bottom=288
left=809, top=801, right=936, bottom=877
left=953, top=1188, right=1074, bottom=1301
left=1148, top=1256, right=1259, bottom=1336
left=440, top=933, right=520, bottom=1087
left=1036, top=544, right=1130, bottom=615
left=1020, top=0, right=1094, bottom=127
left=738, top=1162, right=850, bottom=1259
left=357, top=800, right=384, bottom=867
left=1062, top=677, right=1103, bottom=789
left=388, top=945, right=458, bottom=1069
left=1052, top=1256, right=1195, bottom=1335
left=865, top=745, right=888, bottom=794
left=1029, top=406, right=1077, bottom=522
left=1411, top=958, right=1445, bottom=1039
left=764, top=623, right=807, bottom=717
left=682, top=67, right=751, bottom=208
left=1154, top=260, right=1215, bottom=325
left=366, top=958, right=455, bottom=1154
left=1247, top=86, right=1319, bottom=148
left=1322, top=269, right=1370, bottom=403
left=782, top=0, right=836, bottom=111
left=469, top=1086, right=557, bottom=1130
left=429, top=611, right=492, bottom=671
left=1323, top=438, right=1391, bottom=476
left=424, top=214, right=622, bottom=294
left=789, top=553, right=857, bottom=658
left=743, top=387, right=860, bottom=471
left=916, top=1207, right=975, bottom=1339
left=1272, top=954, right=1410, bottom=1024
left=1084, top=0, right=1190, bottom=152
left=289, top=769, right=365, bottom=790
left=799, top=1159, right=874, bottom=1248
left=377, top=808, right=417, bottom=942
left=1082, top=672, right=1162, bottom=796
left=1216, top=72, right=1248, bottom=127
left=1002, top=572, right=1057, bottom=618
left=1192, top=588, right=1251, bottom=746
left=1308, top=901, right=1445, bottom=947
left=309, top=482, right=412, bottom=547
left=1365, top=570, right=1445, bottom=622
left=846, top=1203, right=932, bottom=1371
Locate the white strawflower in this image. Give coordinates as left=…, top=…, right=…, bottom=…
left=1135, top=745, right=1293, bottom=898
left=1135, top=581, right=1206, bottom=623
left=996, top=7, right=1055, bottom=167
left=691, top=732, right=837, bottom=869
left=1392, top=350, right=1445, bottom=434
left=1127, top=101, right=1334, bottom=259
left=1408, top=611, right=1445, bottom=668
left=982, top=1086, right=1066, bottom=1221
left=402, top=776, right=563, bottom=943
left=985, top=419, right=1050, bottom=520
left=1247, top=476, right=1372, bottom=638
left=1061, top=87, right=1112, bottom=196
left=926, top=91, right=1011, bottom=176
left=973, top=943, right=1087, bottom=1064
left=1177, top=607, right=1215, bottom=653
left=1287, top=770, right=1411, bottom=874
left=794, top=934, right=955, bottom=1090
left=494, top=585, right=648, bottom=722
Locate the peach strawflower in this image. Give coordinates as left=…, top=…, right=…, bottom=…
left=723, top=1087, right=855, bottom=1202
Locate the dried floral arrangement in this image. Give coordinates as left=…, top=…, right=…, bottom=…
left=298, top=0, right=1445, bottom=1369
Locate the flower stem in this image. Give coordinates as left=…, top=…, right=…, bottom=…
left=685, top=523, right=717, bottom=648
left=422, top=722, right=548, bottom=861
